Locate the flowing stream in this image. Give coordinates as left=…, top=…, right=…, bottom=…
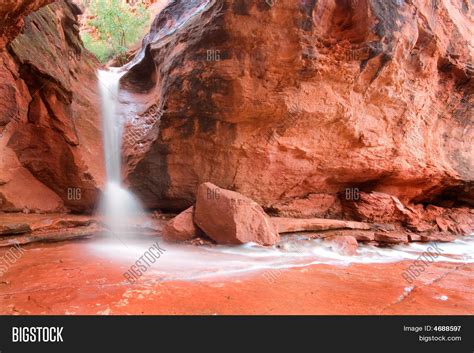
left=89, top=234, right=474, bottom=282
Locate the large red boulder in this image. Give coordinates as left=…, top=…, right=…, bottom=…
left=194, top=183, right=279, bottom=246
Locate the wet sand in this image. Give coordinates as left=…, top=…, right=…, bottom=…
left=0, top=238, right=472, bottom=315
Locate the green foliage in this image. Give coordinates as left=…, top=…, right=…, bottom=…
left=82, top=0, right=149, bottom=63
left=82, top=32, right=114, bottom=62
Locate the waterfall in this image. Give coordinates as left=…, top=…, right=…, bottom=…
left=98, top=68, right=144, bottom=237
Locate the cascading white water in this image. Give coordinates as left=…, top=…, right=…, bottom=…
left=98, top=69, right=144, bottom=237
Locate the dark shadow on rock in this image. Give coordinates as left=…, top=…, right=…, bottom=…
left=120, top=45, right=157, bottom=93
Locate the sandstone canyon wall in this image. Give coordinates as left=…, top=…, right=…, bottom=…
left=0, top=0, right=472, bottom=228
left=0, top=0, right=103, bottom=213
left=121, top=0, right=473, bottom=221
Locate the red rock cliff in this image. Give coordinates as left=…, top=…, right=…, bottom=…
left=0, top=0, right=103, bottom=213
left=120, top=0, right=473, bottom=217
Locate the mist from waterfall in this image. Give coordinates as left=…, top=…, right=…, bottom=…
left=98, top=69, right=144, bottom=238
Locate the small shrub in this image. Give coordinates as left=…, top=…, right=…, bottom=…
left=81, top=32, right=114, bottom=62
left=82, top=0, right=149, bottom=63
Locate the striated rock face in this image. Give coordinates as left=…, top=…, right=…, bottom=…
left=343, top=191, right=474, bottom=235
left=121, top=0, right=473, bottom=221
left=0, top=0, right=103, bottom=213
left=342, top=191, right=416, bottom=224
left=0, top=0, right=54, bottom=48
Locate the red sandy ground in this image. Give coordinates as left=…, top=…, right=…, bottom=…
left=0, top=240, right=472, bottom=315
